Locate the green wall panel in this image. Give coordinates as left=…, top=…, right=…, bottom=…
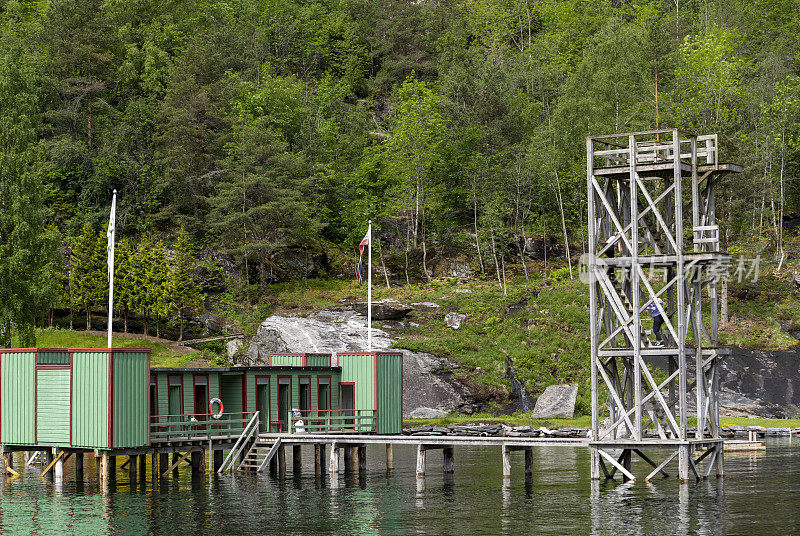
left=72, top=352, right=110, bottom=448
left=338, top=354, right=376, bottom=412
left=112, top=352, right=149, bottom=448
left=306, top=355, right=332, bottom=367
left=377, top=354, right=403, bottom=434
left=1, top=353, right=35, bottom=444
left=270, top=355, right=303, bottom=367
left=37, top=369, right=71, bottom=446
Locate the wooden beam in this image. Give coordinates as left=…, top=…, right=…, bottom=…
left=162, top=449, right=195, bottom=477
left=40, top=451, right=68, bottom=478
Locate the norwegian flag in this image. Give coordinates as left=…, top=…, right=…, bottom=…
left=356, top=230, right=370, bottom=285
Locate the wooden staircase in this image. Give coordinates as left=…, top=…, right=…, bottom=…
left=238, top=437, right=282, bottom=472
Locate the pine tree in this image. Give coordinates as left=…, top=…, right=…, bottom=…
left=131, top=237, right=152, bottom=336
left=144, top=240, right=170, bottom=339
left=70, top=222, right=106, bottom=330
left=169, top=227, right=203, bottom=341
left=114, top=238, right=135, bottom=333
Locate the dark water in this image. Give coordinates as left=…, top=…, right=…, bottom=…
left=2, top=440, right=799, bottom=535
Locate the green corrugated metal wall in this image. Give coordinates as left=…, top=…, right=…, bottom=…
left=112, top=352, right=149, bottom=448
left=37, top=369, right=71, bottom=446
left=270, top=355, right=303, bottom=367
left=377, top=354, right=403, bottom=434
left=338, top=354, right=376, bottom=412
left=72, top=351, right=109, bottom=448
left=1, top=352, right=35, bottom=444
left=306, top=355, right=332, bottom=367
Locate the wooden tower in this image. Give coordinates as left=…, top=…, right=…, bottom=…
left=585, top=129, right=742, bottom=482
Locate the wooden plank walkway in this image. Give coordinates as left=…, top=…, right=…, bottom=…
left=260, top=433, right=590, bottom=448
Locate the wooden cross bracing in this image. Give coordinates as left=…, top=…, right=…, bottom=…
left=586, top=130, right=741, bottom=482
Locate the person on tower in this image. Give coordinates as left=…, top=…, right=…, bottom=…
left=647, top=297, right=666, bottom=347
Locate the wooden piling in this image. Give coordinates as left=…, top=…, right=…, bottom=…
left=314, top=444, right=321, bottom=475
left=191, top=451, right=201, bottom=477
left=344, top=446, right=353, bottom=472
left=159, top=453, right=169, bottom=476
left=172, top=453, right=180, bottom=479
left=54, top=450, right=64, bottom=482
left=129, top=455, right=138, bottom=481
left=151, top=453, right=158, bottom=481
left=2, top=451, right=12, bottom=473
left=319, top=444, right=327, bottom=473
left=75, top=451, right=84, bottom=480
left=328, top=443, right=339, bottom=473
left=100, top=452, right=110, bottom=492
left=139, top=454, right=147, bottom=481
left=443, top=446, right=454, bottom=474
left=386, top=444, right=393, bottom=471
left=109, top=455, right=117, bottom=481
left=678, top=445, right=690, bottom=483
left=501, top=445, right=511, bottom=481
left=524, top=448, right=533, bottom=481
left=213, top=450, right=223, bottom=473
left=416, top=445, right=426, bottom=477
left=293, top=445, right=302, bottom=474
left=357, top=446, right=367, bottom=473
left=278, top=443, right=286, bottom=477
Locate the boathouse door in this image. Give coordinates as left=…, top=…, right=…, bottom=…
left=193, top=375, right=208, bottom=416
left=278, top=377, right=291, bottom=431
left=168, top=375, right=183, bottom=421
left=340, top=383, right=354, bottom=426
left=256, top=376, right=269, bottom=433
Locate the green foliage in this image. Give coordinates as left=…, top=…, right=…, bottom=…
left=169, top=227, right=205, bottom=340
left=70, top=222, right=107, bottom=329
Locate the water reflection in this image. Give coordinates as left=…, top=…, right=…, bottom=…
left=0, top=442, right=797, bottom=535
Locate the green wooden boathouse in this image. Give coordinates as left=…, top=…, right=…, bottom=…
left=0, top=348, right=402, bottom=453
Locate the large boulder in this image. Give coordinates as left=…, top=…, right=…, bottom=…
left=352, top=299, right=413, bottom=320
left=532, top=384, right=579, bottom=418
left=445, top=312, right=466, bottom=329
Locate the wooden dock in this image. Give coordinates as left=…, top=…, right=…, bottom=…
left=2, top=431, right=755, bottom=491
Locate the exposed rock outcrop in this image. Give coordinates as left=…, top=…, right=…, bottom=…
left=244, top=307, right=475, bottom=417
left=352, top=299, right=413, bottom=320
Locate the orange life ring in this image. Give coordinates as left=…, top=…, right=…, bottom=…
left=209, top=398, right=223, bottom=419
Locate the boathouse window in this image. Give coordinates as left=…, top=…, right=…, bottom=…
left=168, top=375, right=183, bottom=416
left=318, top=377, right=330, bottom=412
left=299, top=377, right=310, bottom=412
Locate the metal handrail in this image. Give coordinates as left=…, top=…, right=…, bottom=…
left=218, top=411, right=260, bottom=473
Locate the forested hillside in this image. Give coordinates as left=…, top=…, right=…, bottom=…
left=1, top=0, right=799, bottom=345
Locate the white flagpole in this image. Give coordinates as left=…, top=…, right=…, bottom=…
left=107, top=189, right=117, bottom=349
left=367, top=220, right=372, bottom=352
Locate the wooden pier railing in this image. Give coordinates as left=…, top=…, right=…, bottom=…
left=150, top=412, right=255, bottom=442
left=288, top=409, right=377, bottom=434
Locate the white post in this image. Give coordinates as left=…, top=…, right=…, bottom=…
left=368, top=220, right=372, bottom=353
left=106, top=189, right=117, bottom=349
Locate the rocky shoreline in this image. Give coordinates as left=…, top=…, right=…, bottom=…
left=402, top=424, right=800, bottom=439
